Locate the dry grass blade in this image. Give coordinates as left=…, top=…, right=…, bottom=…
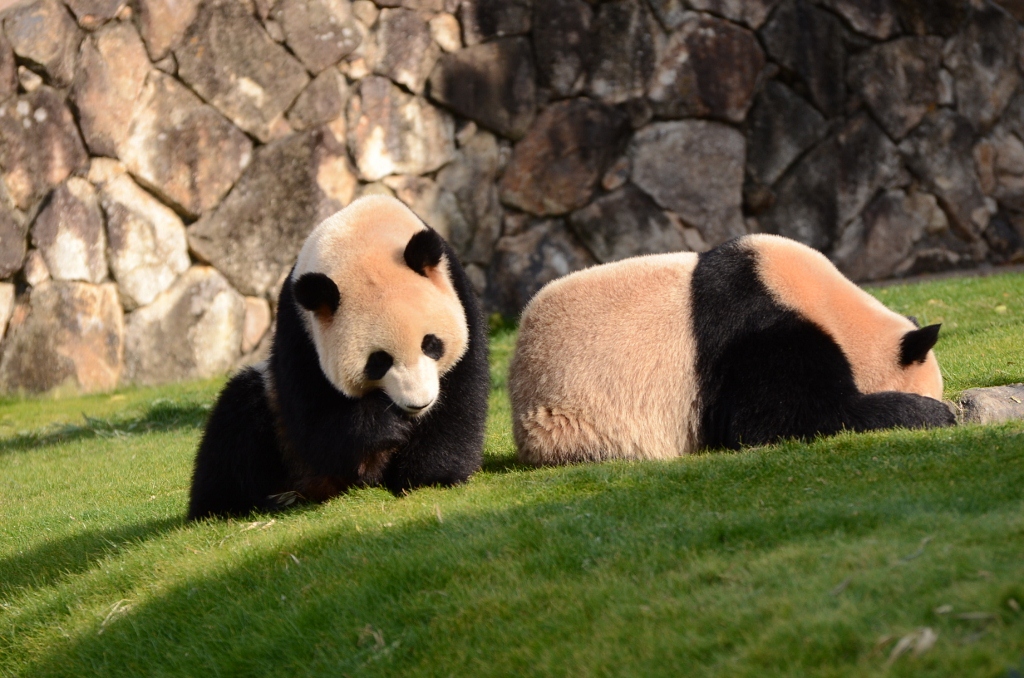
left=829, top=578, right=851, bottom=596
left=359, top=624, right=385, bottom=650
left=886, top=628, right=938, bottom=665
left=434, top=504, right=443, bottom=523
left=98, top=599, right=133, bottom=635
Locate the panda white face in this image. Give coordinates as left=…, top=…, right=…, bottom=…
left=291, top=196, right=469, bottom=417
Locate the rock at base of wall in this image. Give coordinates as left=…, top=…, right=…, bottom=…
left=569, top=184, right=687, bottom=263
left=0, top=281, right=123, bottom=393
left=124, top=266, right=245, bottom=386
left=959, top=384, right=1024, bottom=424
left=30, top=177, right=107, bottom=284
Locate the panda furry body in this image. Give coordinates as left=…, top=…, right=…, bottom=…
left=187, top=196, right=489, bottom=520
left=510, top=234, right=955, bottom=465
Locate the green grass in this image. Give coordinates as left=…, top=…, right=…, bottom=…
left=1, top=272, right=1022, bottom=677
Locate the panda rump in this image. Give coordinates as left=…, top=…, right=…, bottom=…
left=509, top=234, right=955, bottom=465
left=187, top=196, right=489, bottom=520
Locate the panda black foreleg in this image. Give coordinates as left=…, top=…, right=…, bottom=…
left=844, top=391, right=956, bottom=432
left=187, top=367, right=290, bottom=521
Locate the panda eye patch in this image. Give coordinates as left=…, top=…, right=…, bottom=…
left=365, top=351, right=393, bottom=380
left=422, top=334, right=444, bottom=360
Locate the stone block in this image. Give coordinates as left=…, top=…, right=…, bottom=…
left=899, top=109, right=989, bottom=240
left=118, top=72, right=253, bottom=219
left=242, top=296, right=271, bottom=354
left=630, top=119, right=746, bottom=246
left=944, top=4, right=1022, bottom=131
left=98, top=170, right=190, bottom=309
left=500, top=98, right=628, bottom=216
left=648, top=0, right=779, bottom=30
left=569, top=184, right=687, bottom=263
left=287, top=67, right=349, bottom=131
left=348, top=75, right=454, bottom=181
left=0, top=208, right=26, bottom=278
left=820, top=0, right=897, bottom=39
left=135, top=0, right=201, bottom=61
left=272, top=0, right=362, bottom=74
left=175, top=0, right=310, bottom=142
left=0, top=32, right=17, bottom=103
left=0, top=88, right=88, bottom=211
left=65, top=0, right=127, bottom=29
left=428, top=38, right=535, bottom=140
left=0, top=282, right=13, bottom=342
left=648, top=13, right=765, bottom=123
left=746, top=80, right=827, bottom=187
left=532, top=0, right=592, bottom=98
left=0, top=281, right=123, bottom=393
left=959, top=384, right=1024, bottom=424
left=370, top=7, right=438, bottom=94
left=485, top=217, right=595, bottom=317
left=30, top=178, right=107, bottom=284
left=72, top=21, right=151, bottom=158
left=759, top=0, right=846, bottom=118
left=430, top=12, right=462, bottom=53
left=460, top=0, right=531, bottom=46
left=3, top=0, right=82, bottom=87
left=848, top=37, right=944, bottom=141
left=587, top=0, right=656, bottom=105
left=436, top=127, right=502, bottom=264
left=188, top=128, right=356, bottom=298
left=124, top=266, right=245, bottom=386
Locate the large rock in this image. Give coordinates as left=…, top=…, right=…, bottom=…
left=0, top=209, right=25, bottom=278
left=188, top=128, right=357, bottom=298
left=761, top=114, right=904, bottom=252
left=65, top=0, right=126, bottom=29
left=2, top=0, right=82, bottom=88
left=287, top=67, right=349, bottom=131
left=848, top=37, right=944, bottom=141
left=135, top=0, right=201, bottom=61
left=943, top=4, right=1022, bottom=131
left=30, top=178, right=107, bottom=284
left=428, top=38, right=535, bottom=140
left=118, top=71, right=254, bottom=219
left=899, top=109, right=989, bottom=240
left=759, top=0, right=846, bottom=118
left=71, top=21, right=152, bottom=158
left=959, top=384, right=1024, bottom=424
left=348, top=75, right=454, bottom=181
left=370, top=8, right=438, bottom=94
left=974, top=127, right=1024, bottom=213
left=459, top=0, right=531, bottom=46
left=587, top=0, right=657, bottom=105
left=436, top=128, right=502, bottom=264
left=831, top=189, right=947, bottom=281
left=532, top=0, right=592, bottom=98
left=630, top=120, right=746, bottom=246
left=0, top=281, right=123, bottom=393
left=647, top=0, right=779, bottom=30
left=820, top=0, right=897, bottom=39
left=485, top=217, right=595, bottom=317
left=569, top=184, right=687, bottom=263
left=175, top=0, right=310, bottom=142
left=895, top=0, right=968, bottom=37
left=383, top=174, right=471, bottom=256
left=0, top=88, right=88, bottom=211
left=0, top=31, right=18, bottom=102
left=272, top=0, right=362, bottom=74
left=648, top=13, right=764, bottom=123
left=98, top=170, right=190, bottom=309
left=746, top=80, right=827, bottom=187
left=123, top=266, right=245, bottom=386
left=499, top=98, right=628, bottom=217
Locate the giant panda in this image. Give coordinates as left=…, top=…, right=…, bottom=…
left=187, top=195, right=489, bottom=520
left=509, top=234, right=955, bottom=465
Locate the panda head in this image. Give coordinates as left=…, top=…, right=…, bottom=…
left=291, top=196, right=469, bottom=416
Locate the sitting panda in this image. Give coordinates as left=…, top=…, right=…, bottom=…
left=510, top=234, right=955, bottom=465
left=187, top=195, right=489, bottom=520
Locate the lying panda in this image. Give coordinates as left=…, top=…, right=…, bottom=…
left=510, top=234, right=955, bottom=465
left=187, top=196, right=489, bottom=520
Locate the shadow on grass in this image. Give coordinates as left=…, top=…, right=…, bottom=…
left=0, top=517, right=181, bottom=597
left=17, top=426, right=1024, bottom=676
left=0, top=401, right=209, bottom=456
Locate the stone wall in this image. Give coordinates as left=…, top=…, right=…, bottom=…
left=0, top=0, right=1023, bottom=394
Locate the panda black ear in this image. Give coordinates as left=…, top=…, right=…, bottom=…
left=294, top=273, right=340, bottom=319
left=404, top=228, right=445, bottom=277
left=900, top=323, right=941, bottom=366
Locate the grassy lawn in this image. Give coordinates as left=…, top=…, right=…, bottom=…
left=1, top=272, right=1022, bottom=677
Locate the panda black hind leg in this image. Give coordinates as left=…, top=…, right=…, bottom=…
left=187, top=365, right=290, bottom=521
left=846, top=391, right=956, bottom=431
